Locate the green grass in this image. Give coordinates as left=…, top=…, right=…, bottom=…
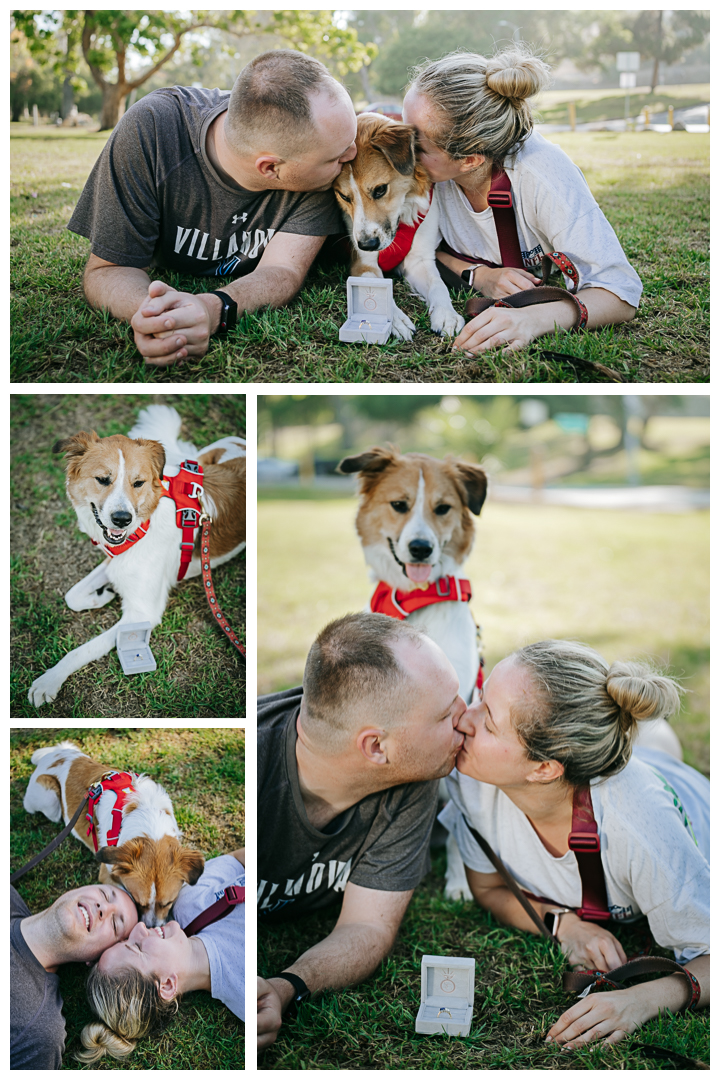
left=259, top=499, right=709, bottom=774
left=11, top=394, right=246, bottom=719
left=11, top=727, right=244, bottom=1070
left=11, top=126, right=708, bottom=383
left=260, top=847, right=709, bottom=1070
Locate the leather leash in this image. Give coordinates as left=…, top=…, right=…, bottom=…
left=182, top=884, right=245, bottom=936
left=11, top=793, right=89, bottom=884
left=200, top=519, right=245, bottom=659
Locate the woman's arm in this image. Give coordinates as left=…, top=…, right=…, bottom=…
left=546, top=953, right=709, bottom=1048
left=465, top=866, right=626, bottom=969
left=229, top=848, right=245, bottom=866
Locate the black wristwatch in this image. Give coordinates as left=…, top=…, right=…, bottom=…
left=208, top=289, right=238, bottom=336
left=272, top=971, right=311, bottom=1019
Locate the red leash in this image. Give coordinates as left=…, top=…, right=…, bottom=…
left=200, top=519, right=245, bottom=659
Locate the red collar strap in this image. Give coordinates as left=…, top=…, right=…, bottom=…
left=378, top=187, right=434, bottom=272
left=569, top=786, right=611, bottom=921
left=159, top=459, right=206, bottom=581
left=91, top=520, right=150, bottom=558
left=182, top=884, right=245, bottom=936
left=85, top=771, right=136, bottom=853
left=370, top=575, right=483, bottom=690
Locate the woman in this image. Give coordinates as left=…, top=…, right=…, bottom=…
left=402, top=48, right=642, bottom=356
left=77, top=849, right=245, bottom=1063
left=442, top=641, right=709, bottom=1047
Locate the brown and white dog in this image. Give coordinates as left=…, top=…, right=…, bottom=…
left=340, top=445, right=487, bottom=901
left=338, top=445, right=487, bottom=701
left=27, top=405, right=246, bottom=707
left=23, top=741, right=204, bottom=926
left=333, top=113, right=465, bottom=341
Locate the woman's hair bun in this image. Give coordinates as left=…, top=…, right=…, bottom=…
left=485, top=46, right=551, bottom=101
left=605, top=660, right=683, bottom=723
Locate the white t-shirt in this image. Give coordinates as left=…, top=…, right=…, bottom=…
left=172, top=854, right=245, bottom=1021
left=432, top=130, right=643, bottom=308
left=440, top=749, right=709, bottom=964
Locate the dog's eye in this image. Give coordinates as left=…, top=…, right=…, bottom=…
left=95, top=477, right=111, bottom=486
left=371, top=184, right=388, bottom=200
left=133, top=480, right=145, bottom=488
left=434, top=504, right=452, bottom=516
left=337, top=191, right=352, bottom=203
left=390, top=500, right=409, bottom=513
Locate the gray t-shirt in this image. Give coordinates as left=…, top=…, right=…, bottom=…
left=258, top=688, right=438, bottom=921
left=67, top=85, right=343, bottom=279
left=172, top=855, right=245, bottom=1022
left=11, top=887, right=66, bottom=1070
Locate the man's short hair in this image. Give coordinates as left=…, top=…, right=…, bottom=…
left=226, top=49, right=341, bottom=157
left=302, top=612, right=426, bottom=747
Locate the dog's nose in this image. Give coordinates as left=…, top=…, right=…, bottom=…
left=408, top=539, right=433, bottom=562
left=110, top=511, right=132, bottom=527
left=357, top=237, right=381, bottom=251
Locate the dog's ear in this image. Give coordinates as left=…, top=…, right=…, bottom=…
left=338, top=445, right=399, bottom=477
left=134, top=437, right=166, bottom=479
left=95, top=838, right=144, bottom=870
left=174, top=847, right=205, bottom=886
left=451, top=460, right=488, bottom=516
left=53, top=431, right=101, bottom=463
left=372, top=123, right=416, bottom=177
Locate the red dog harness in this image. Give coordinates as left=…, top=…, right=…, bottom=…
left=370, top=575, right=483, bottom=688
left=378, top=188, right=434, bottom=272
left=85, top=770, right=136, bottom=853
left=91, top=459, right=205, bottom=582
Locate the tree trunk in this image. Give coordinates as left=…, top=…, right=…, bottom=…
left=99, top=82, right=129, bottom=130
left=650, top=10, right=663, bottom=94
left=61, top=75, right=75, bottom=120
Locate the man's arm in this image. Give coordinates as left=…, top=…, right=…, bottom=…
left=258, top=883, right=413, bottom=1051
left=83, top=231, right=326, bottom=366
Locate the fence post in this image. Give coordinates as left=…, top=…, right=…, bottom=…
left=668, top=105, right=674, bottom=128
left=567, top=101, right=576, bottom=131
left=32, top=104, right=39, bottom=126
left=643, top=107, right=650, bottom=126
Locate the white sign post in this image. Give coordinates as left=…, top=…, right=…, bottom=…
left=616, top=52, right=641, bottom=130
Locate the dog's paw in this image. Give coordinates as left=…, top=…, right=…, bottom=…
left=430, top=304, right=465, bottom=337
left=28, top=673, right=63, bottom=707
left=390, top=302, right=416, bottom=341
left=444, top=879, right=475, bottom=902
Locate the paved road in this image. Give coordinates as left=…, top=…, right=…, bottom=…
left=490, top=484, right=709, bottom=513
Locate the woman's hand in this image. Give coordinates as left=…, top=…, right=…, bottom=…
left=555, top=912, right=627, bottom=971
left=452, top=305, right=545, bottom=355
left=472, top=265, right=541, bottom=298
left=545, top=988, right=650, bottom=1048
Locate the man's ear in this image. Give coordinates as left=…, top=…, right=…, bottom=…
left=254, top=155, right=283, bottom=181
left=357, top=729, right=389, bottom=764
left=157, top=973, right=179, bottom=1002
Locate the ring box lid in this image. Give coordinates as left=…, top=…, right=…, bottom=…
left=420, top=955, right=475, bottom=1009
left=117, top=622, right=157, bottom=674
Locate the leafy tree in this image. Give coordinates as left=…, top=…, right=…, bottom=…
left=12, top=10, right=376, bottom=130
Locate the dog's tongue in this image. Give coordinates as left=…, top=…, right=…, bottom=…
left=406, top=563, right=432, bottom=584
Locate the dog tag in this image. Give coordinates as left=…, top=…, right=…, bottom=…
left=117, top=622, right=157, bottom=675
left=339, top=276, right=393, bottom=344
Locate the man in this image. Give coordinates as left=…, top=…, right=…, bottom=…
left=11, top=881, right=138, bottom=1069
left=257, top=612, right=467, bottom=1050
left=67, top=49, right=357, bottom=366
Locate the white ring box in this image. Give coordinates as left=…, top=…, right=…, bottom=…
left=339, top=276, right=393, bottom=344
left=117, top=622, right=157, bottom=675
left=415, top=955, right=475, bottom=1037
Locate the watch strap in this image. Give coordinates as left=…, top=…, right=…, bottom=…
left=272, top=971, right=310, bottom=1019
left=208, top=289, right=238, bottom=336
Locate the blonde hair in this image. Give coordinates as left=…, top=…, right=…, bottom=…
left=510, top=640, right=683, bottom=786
left=409, top=45, right=551, bottom=163
left=76, top=964, right=180, bottom=1064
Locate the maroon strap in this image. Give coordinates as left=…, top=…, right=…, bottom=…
left=466, top=283, right=589, bottom=333
left=182, top=885, right=245, bottom=936
left=487, top=168, right=525, bottom=269
left=569, top=786, right=610, bottom=921
left=564, top=956, right=702, bottom=1013
left=200, top=520, right=245, bottom=657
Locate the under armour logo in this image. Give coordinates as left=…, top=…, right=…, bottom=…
left=190, top=482, right=204, bottom=499
left=232, top=213, right=248, bottom=225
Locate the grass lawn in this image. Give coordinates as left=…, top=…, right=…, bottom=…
left=258, top=499, right=709, bottom=1069
left=258, top=498, right=709, bottom=773
left=11, top=727, right=244, bottom=1070
left=11, top=126, right=708, bottom=383
left=11, top=394, right=245, bottom=719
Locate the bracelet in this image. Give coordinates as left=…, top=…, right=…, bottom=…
left=680, top=966, right=702, bottom=1012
